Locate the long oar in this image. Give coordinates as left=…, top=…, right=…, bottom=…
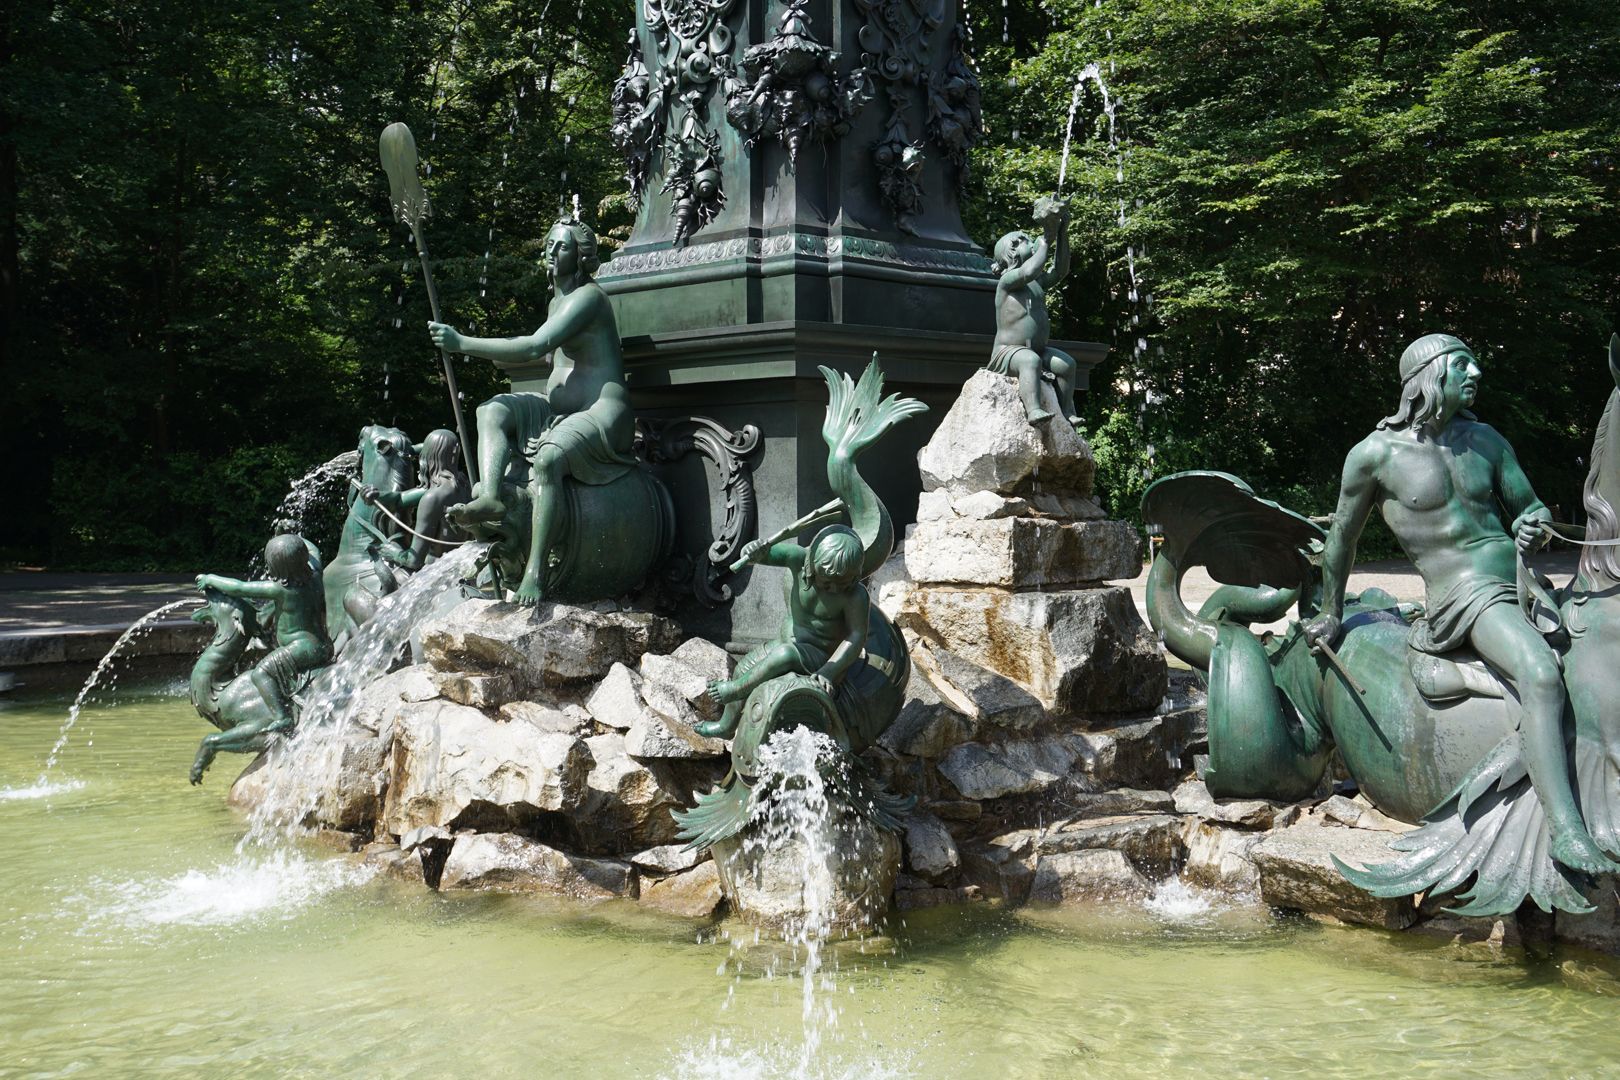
left=379, top=121, right=478, bottom=486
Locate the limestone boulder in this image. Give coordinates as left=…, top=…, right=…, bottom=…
left=640, top=861, right=724, bottom=919
left=1554, top=876, right=1620, bottom=953
left=904, top=518, right=1140, bottom=589
left=498, top=700, right=591, bottom=737
left=1181, top=820, right=1264, bottom=893
left=1173, top=778, right=1283, bottom=830
left=631, top=844, right=703, bottom=875
left=913, top=643, right=1044, bottom=733
left=432, top=671, right=516, bottom=709
left=937, top=737, right=1078, bottom=801
left=711, top=813, right=901, bottom=931
left=439, top=832, right=636, bottom=900
left=1029, top=849, right=1153, bottom=905
left=228, top=725, right=389, bottom=833
left=1038, top=813, right=1186, bottom=877
left=1252, top=822, right=1419, bottom=929
left=1066, top=789, right=1177, bottom=818
left=420, top=598, right=680, bottom=689
left=381, top=700, right=590, bottom=836
left=900, top=586, right=1165, bottom=717
left=585, top=662, right=650, bottom=731
left=959, top=829, right=1038, bottom=903
left=1069, top=709, right=1206, bottom=791
left=639, top=639, right=733, bottom=728
left=902, top=811, right=961, bottom=881
left=876, top=669, right=971, bottom=760
left=917, top=370, right=1095, bottom=497
left=572, top=733, right=686, bottom=854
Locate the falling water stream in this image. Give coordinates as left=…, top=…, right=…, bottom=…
left=0, top=597, right=203, bottom=802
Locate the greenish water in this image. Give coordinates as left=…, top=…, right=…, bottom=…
left=2, top=688, right=1618, bottom=1079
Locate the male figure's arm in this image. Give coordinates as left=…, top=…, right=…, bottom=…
left=735, top=539, right=805, bottom=569
left=1001, top=233, right=1049, bottom=291
left=1305, top=439, right=1381, bottom=646
left=817, top=584, right=870, bottom=687
left=1487, top=426, right=1553, bottom=555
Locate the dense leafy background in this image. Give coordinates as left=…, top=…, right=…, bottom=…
left=3, top=0, right=1617, bottom=569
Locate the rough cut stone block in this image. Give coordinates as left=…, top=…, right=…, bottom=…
left=573, top=733, right=686, bottom=854
left=712, top=813, right=900, bottom=931
left=585, top=662, right=648, bottom=731
left=1182, top=819, right=1264, bottom=892
left=1038, top=813, right=1186, bottom=876
left=1029, top=849, right=1152, bottom=905
left=1067, top=789, right=1177, bottom=818
left=1173, top=778, right=1283, bottom=829
left=959, top=829, right=1038, bottom=903
left=440, top=833, right=636, bottom=900
left=640, top=861, right=724, bottom=919
left=1069, top=709, right=1206, bottom=791
left=382, top=701, right=590, bottom=835
left=624, top=710, right=728, bottom=760
left=877, top=669, right=971, bottom=759
left=498, top=700, right=589, bottom=736
left=951, top=490, right=1031, bottom=520
left=899, top=586, right=1166, bottom=717
left=916, top=643, right=1044, bottom=732
left=640, top=649, right=728, bottom=727
left=432, top=671, right=516, bottom=709
left=903, top=811, right=961, bottom=880
left=904, top=517, right=1141, bottom=589
left=420, top=598, right=680, bottom=688
left=631, top=844, right=702, bottom=875
left=937, top=737, right=1079, bottom=801
left=1253, top=822, right=1419, bottom=929
left=917, top=369, right=1095, bottom=497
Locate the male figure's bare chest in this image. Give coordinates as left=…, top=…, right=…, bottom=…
left=1381, top=435, right=1494, bottom=513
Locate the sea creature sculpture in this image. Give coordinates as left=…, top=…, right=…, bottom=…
left=674, top=357, right=923, bottom=849
left=324, top=424, right=416, bottom=639
left=1144, top=333, right=1620, bottom=915
left=189, top=535, right=331, bottom=784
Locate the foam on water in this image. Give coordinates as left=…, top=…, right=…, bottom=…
left=93, top=849, right=374, bottom=929
left=0, top=779, right=86, bottom=802
left=659, top=1035, right=911, bottom=1080
left=1144, top=878, right=1219, bottom=920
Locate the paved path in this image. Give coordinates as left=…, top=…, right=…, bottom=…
left=0, top=572, right=206, bottom=684
left=0, top=572, right=197, bottom=632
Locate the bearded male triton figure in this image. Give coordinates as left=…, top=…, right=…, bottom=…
left=1304, top=333, right=1620, bottom=875
left=428, top=215, right=638, bottom=606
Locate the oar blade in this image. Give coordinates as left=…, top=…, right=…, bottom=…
left=379, top=122, right=431, bottom=225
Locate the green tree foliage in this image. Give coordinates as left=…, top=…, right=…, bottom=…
left=2, top=0, right=625, bottom=569
left=967, top=0, right=1620, bottom=540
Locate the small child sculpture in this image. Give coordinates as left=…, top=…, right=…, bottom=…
left=697, top=525, right=870, bottom=738
left=989, top=195, right=1080, bottom=428
left=190, top=534, right=331, bottom=783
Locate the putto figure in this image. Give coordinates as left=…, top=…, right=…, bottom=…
left=430, top=215, right=638, bottom=606
left=989, top=195, right=1079, bottom=428
left=1306, top=334, right=1615, bottom=874
left=189, top=534, right=332, bottom=783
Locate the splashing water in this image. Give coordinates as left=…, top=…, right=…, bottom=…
left=238, top=543, right=485, bottom=845
left=738, top=727, right=851, bottom=1079
left=1144, top=878, right=1222, bottom=920
left=255, top=451, right=360, bottom=573
left=3, top=598, right=203, bottom=800
left=1057, top=63, right=1115, bottom=194
left=90, top=848, right=374, bottom=930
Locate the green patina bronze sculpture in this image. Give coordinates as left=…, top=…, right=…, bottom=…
left=675, top=358, right=922, bottom=849
left=360, top=427, right=470, bottom=574
left=990, top=196, right=1080, bottom=428
left=1145, top=333, right=1620, bottom=915
left=430, top=214, right=673, bottom=605
left=324, top=424, right=417, bottom=639
left=189, top=534, right=332, bottom=784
